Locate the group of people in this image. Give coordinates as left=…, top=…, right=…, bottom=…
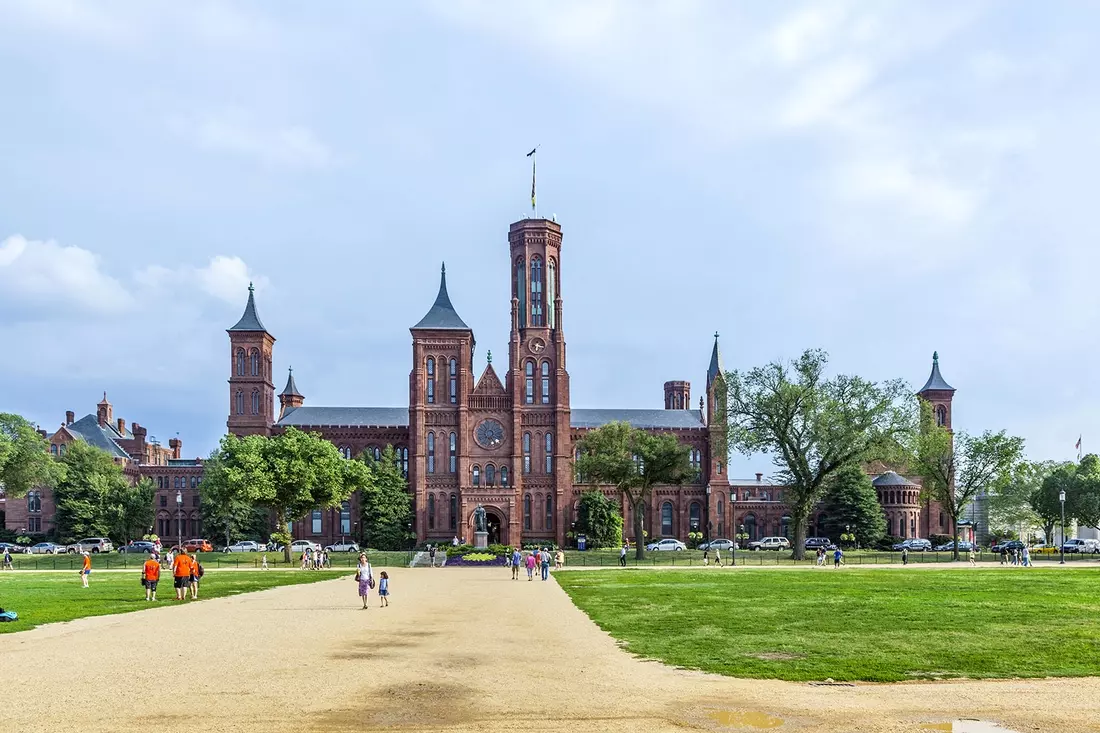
left=814, top=547, right=845, bottom=567
left=998, top=546, right=1032, bottom=567
left=354, top=553, right=390, bottom=608
left=127, top=547, right=203, bottom=601
left=509, top=547, right=561, bottom=581
left=301, top=546, right=330, bottom=570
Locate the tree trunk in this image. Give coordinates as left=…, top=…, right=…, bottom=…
left=791, top=511, right=808, bottom=560
left=632, top=496, right=646, bottom=560
left=952, top=517, right=960, bottom=562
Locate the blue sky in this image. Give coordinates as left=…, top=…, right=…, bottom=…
left=1, top=1, right=1097, bottom=475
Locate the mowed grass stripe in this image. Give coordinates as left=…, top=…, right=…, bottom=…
left=556, top=568, right=1100, bottom=682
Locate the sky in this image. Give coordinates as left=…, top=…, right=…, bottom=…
left=1, top=1, right=1097, bottom=477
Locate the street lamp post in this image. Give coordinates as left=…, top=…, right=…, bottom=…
left=704, top=484, right=712, bottom=545
left=729, top=489, right=737, bottom=566
left=175, top=490, right=183, bottom=553
left=1059, top=489, right=1066, bottom=565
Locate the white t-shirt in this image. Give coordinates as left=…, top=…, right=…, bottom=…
left=357, top=562, right=372, bottom=580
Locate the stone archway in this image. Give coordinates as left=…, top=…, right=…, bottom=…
left=469, top=505, right=508, bottom=546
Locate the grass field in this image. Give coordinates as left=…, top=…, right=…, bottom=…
left=0, top=569, right=348, bottom=634
left=556, top=567, right=1100, bottom=682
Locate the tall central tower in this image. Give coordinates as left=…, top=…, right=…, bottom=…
left=507, top=218, right=571, bottom=546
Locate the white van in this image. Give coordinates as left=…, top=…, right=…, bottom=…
left=1061, top=538, right=1100, bottom=554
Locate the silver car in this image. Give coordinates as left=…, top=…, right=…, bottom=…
left=224, top=541, right=261, bottom=553
left=29, top=542, right=65, bottom=554
left=325, top=541, right=360, bottom=553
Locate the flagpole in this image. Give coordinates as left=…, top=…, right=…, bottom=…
left=527, top=144, right=539, bottom=218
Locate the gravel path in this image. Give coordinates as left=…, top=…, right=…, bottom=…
left=0, top=567, right=1094, bottom=732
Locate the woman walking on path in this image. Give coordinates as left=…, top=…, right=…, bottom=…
left=1022, top=546, right=1031, bottom=567
left=356, top=553, right=373, bottom=609
left=540, top=548, right=550, bottom=581
left=190, top=557, right=202, bottom=600
left=261, top=554, right=268, bottom=570
left=525, top=551, right=536, bottom=581
left=172, top=548, right=191, bottom=600
left=968, top=547, right=976, bottom=566
left=833, top=547, right=844, bottom=568
left=143, top=554, right=160, bottom=601
left=619, top=545, right=627, bottom=567
left=713, top=548, right=722, bottom=567
left=80, top=551, right=92, bottom=587
left=555, top=550, right=564, bottom=570
left=377, top=571, right=389, bottom=607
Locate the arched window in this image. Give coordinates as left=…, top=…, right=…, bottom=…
left=689, top=501, right=702, bottom=532
left=449, top=358, right=457, bottom=404
left=368, top=445, right=381, bottom=461
left=899, top=517, right=905, bottom=537
left=472, top=465, right=480, bottom=486
left=395, top=447, right=409, bottom=477
left=516, top=257, right=526, bottom=325
left=743, top=514, right=757, bottom=540
left=939, top=511, right=945, bottom=529
left=717, top=460, right=723, bottom=474
left=523, top=494, right=532, bottom=530
left=311, top=509, right=322, bottom=535
left=448, top=494, right=457, bottom=530
left=661, top=502, right=673, bottom=537
left=545, top=432, right=553, bottom=473
left=545, top=494, right=554, bottom=530
left=427, top=433, right=435, bottom=473
left=547, top=258, right=556, bottom=328
left=236, top=348, right=245, bottom=376
left=780, top=515, right=791, bottom=539
left=157, top=476, right=163, bottom=489
left=235, top=390, right=244, bottom=415
left=338, top=446, right=351, bottom=459
left=428, top=494, right=436, bottom=530
left=59, top=443, right=66, bottom=456
left=936, top=404, right=948, bottom=427
left=690, top=450, right=702, bottom=480
left=525, top=361, right=535, bottom=404
left=574, top=447, right=584, bottom=483
left=500, top=465, right=509, bottom=487
left=250, top=348, right=260, bottom=376
left=340, top=501, right=351, bottom=535
left=191, top=476, right=198, bottom=488
left=541, top=361, right=551, bottom=404
left=426, top=357, right=435, bottom=403
left=50, top=444, right=57, bottom=455
left=523, top=433, right=532, bottom=473
left=530, top=257, right=544, bottom=326
left=251, top=389, right=260, bottom=415
left=449, top=432, right=457, bottom=473
left=485, top=464, right=496, bottom=486
left=173, top=476, right=179, bottom=489
left=716, top=499, right=724, bottom=537
left=27, top=491, right=41, bottom=513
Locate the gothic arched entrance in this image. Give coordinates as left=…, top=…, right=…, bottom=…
left=486, top=511, right=503, bottom=545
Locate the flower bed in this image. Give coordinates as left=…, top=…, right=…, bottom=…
left=445, top=552, right=508, bottom=567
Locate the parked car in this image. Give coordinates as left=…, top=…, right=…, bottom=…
left=891, top=538, right=932, bottom=552
left=324, top=541, right=360, bottom=553
left=1030, top=543, right=1059, bottom=554
left=290, top=540, right=321, bottom=554
left=1062, top=538, right=1100, bottom=554
left=933, top=540, right=974, bottom=552
left=68, top=537, right=113, bottom=554
left=991, top=539, right=1026, bottom=554
left=0, top=542, right=27, bottom=554
left=698, top=538, right=736, bottom=551
left=27, top=541, right=65, bottom=555
left=224, top=540, right=262, bottom=553
left=645, top=538, right=687, bottom=551
left=747, top=537, right=791, bottom=551
left=805, top=537, right=836, bottom=551
left=118, top=540, right=157, bottom=554
left=184, top=538, right=213, bottom=553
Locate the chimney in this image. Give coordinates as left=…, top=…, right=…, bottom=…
left=755, top=472, right=763, bottom=482
left=169, top=437, right=182, bottom=460
left=65, top=410, right=75, bottom=425
left=117, top=418, right=126, bottom=435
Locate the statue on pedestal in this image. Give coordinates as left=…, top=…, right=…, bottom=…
left=473, top=504, right=487, bottom=533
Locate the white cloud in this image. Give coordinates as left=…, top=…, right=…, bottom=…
left=835, top=155, right=980, bottom=228
left=779, top=58, right=874, bottom=128
left=136, top=256, right=268, bottom=304
left=170, top=111, right=335, bottom=169
left=0, top=235, right=134, bottom=314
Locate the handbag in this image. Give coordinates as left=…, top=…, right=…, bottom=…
left=354, top=570, right=361, bottom=582
left=367, top=575, right=375, bottom=590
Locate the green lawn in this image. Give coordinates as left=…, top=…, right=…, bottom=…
left=556, top=567, right=1100, bottom=682
left=0, top=569, right=348, bottom=634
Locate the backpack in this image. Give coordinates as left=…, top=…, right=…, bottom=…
left=196, top=562, right=205, bottom=578
left=0, top=610, right=18, bottom=622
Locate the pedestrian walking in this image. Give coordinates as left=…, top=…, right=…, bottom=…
left=817, top=547, right=826, bottom=567
left=143, top=554, right=161, bottom=601
left=378, top=571, right=389, bottom=607
left=713, top=547, right=723, bottom=567
left=1022, top=546, right=1031, bottom=567
left=901, top=547, right=909, bottom=566
left=619, top=544, right=627, bottom=567
left=555, top=550, right=564, bottom=570
left=511, top=547, right=521, bottom=580
left=172, top=548, right=191, bottom=600
left=525, top=551, right=536, bottom=580
left=968, top=548, right=976, bottom=566
left=355, top=553, right=373, bottom=609
left=540, top=548, right=550, bottom=581
left=428, top=545, right=437, bottom=568
left=833, top=547, right=843, bottom=568
left=999, top=547, right=1006, bottom=565
left=2, top=549, right=12, bottom=570
left=261, top=554, right=269, bottom=570
left=190, top=556, right=203, bottom=599
left=80, top=551, right=92, bottom=587
left=1011, top=549, right=1019, bottom=566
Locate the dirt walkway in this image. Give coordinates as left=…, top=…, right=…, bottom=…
left=0, top=567, right=1094, bottom=732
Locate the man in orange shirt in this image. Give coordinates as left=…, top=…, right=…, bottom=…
left=172, top=548, right=192, bottom=601
left=80, top=551, right=91, bottom=588
left=143, top=553, right=161, bottom=601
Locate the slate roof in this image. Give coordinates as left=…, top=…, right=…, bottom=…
left=570, top=409, right=706, bottom=430
left=228, top=283, right=268, bottom=332
left=872, top=471, right=917, bottom=487
left=412, top=264, right=471, bottom=330
left=707, top=333, right=725, bottom=386
left=918, top=351, right=955, bottom=393
left=65, top=414, right=131, bottom=460
left=276, top=407, right=410, bottom=428
left=280, top=367, right=303, bottom=397
left=168, top=459, right=201, bottom=467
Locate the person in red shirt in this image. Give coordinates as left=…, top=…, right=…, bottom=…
left=172, top=548, right=191, bottom=601
left=143, top=554, right=161, bottom=601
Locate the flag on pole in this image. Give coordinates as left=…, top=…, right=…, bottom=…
left=527, top=146, right=537, bottom=212
left=1076, top=435, right=1082, bottom=460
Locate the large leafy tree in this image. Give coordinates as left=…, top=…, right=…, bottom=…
left=726, top=349, right=914, bottom=559
left=818, top=463, right=886, bottom=549
left=1070, top=453, right=1100, bottom=530
left=104, top=477, right=156, bottom=544
left=574, top=421, right=692, bottom=560
left=990, top=460, right=1056, bottom=535
left=200, top=454, right=271, bottom=548
left=575, top=489, right=624, bottom=549
left=208, top=428, right=371, bottom=560
left=910, top=401, right=1024, bottom=559
left=54, top=441, right=130, bottom=542
left=0, top=413, right=63, bottom=498
left=1031, top=462, right=1075, bottom=543
left=359, top=445, right=412, bottom=550
left=1030, top=455, right=1100, bottom=544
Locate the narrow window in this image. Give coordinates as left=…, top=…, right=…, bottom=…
left=236, top=348, right=245, bottom=376
left=449, top=358, right=457, bottom=404
left=717, top=460, right=723, bottom=474
left=547, top=259, right=556, bottom=328
left=516, top=257, right=526, bottom=326
left=574, top=447, right=583, bottom=482
left=251, top=389, right=260, bottom=415
left=936, top=404, right=948, bottom=427
left=59, top=443, right=66, bottom=456
left=50, top=444, right=57, bottom=455
left=545, top=494, right=553, bottom=530
left=486, top=464, right=496, bottom=486
left=449, top=494, right=458, bottom=531
left=716, top=499, right=724, bottom=536
left=250, top=348, right=260, bottom=376
left=525, top=361, right=535, bottom=404
left=235, top=390, right=243, bottom=415
left=340, top=502, right=351, bottom=535
left=541, top=361, right=551, bottom=404
left=449, top=432, right=457, bottom=473
left=472, top=465, right=480, bottom=486
left=523, top=433, right=531, bottom=473
left=311, top=509, right=322, bottom=535
left=689, top=502, right=702, bottom=531
left=372, top=446, right=381, bottom=461
left=500, top=465, right=509, bottom=487
left=426, top=357, right=435, bottom=403
left=530, top=257, right=543, bottom=326
left=661, top=502, right=673, bottom=536
left=545, top=432, right=553, bottom=473
left=427, top=432, right=435, bottom=474
left=524, top=494, right=532, bottom=530
left=428, top=494, right=436, bottom=530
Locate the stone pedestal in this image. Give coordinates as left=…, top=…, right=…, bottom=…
left=474, top=531, right=488, bottom=549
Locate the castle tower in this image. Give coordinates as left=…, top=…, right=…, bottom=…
left=508, top=218, right=571, bottom=547
left=705, top=333, right=730, bottom=537
left=664, top=381, right=690, bottom=410
left=918, top=351, right=955, bottom=429
left=278, top=367, right=304, bottom=420
left=227, top=283, right=275, bottom=437
left=97, top=392, right=113, bottom=428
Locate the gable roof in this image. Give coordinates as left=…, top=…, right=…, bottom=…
left=65, top=414, right=132, bottom=460
left=228, top=283, right=269, bottom=333
left=412, top=263, right=470, bottom=330
left=570, top=408, right=706, bottom=430
left=473, top=363, right=505, bottom=394
left=918, top=351, right=955, bottom=393
left=276, top=406, right=409, bottom=428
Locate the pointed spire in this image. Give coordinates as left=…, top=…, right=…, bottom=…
left=99, top=391, right=109, bottom=405
left=228, top=282, right=268, bottom=332
left=919, top=350, right=955, bottom=393
left=707, top=331, right=725, bottom=386
left=486, top=349, right=492, bottom=364
left=280, top=366, right=302, bottom=397
left=412, top=261, right=471, bottom=330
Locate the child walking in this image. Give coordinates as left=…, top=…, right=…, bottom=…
left=378, top=571, right=389, bottom=607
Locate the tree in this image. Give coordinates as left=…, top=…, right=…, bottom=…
left=208, top=428, right=371, bottom=561
left=0, top=413, right=63, bottom=498
left=575, top=489, right=623, bottom=549
left=1070, top=453, right=1100, bottom=530
left=910, top=401, right=1024, bottom=560
left=990, top=460, right=1056, bottom=536
left=1032, top=463, right=1074, bottom=543
left=104, top=476, right=156, bottom=544
left=200, top=454, right=270, bottom=548
left=1030, top=455, right=1100, bottom=544
left=574, top=421, right=692, bottom=560
left=359, top=445, right=412, bottom=550
left=726, top=349, right=914, bottom=559
left=818, top=463, right=886, bottom=549
left=53, top=441, right=129, bottom=542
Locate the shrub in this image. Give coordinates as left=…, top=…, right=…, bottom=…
left=929, top=534, right=952, bottom=547
left=487, top=544, right=511, bottom=557
left=875, top=535, right=903, bottom=550
left=15, top=536, right=32, bottom=545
